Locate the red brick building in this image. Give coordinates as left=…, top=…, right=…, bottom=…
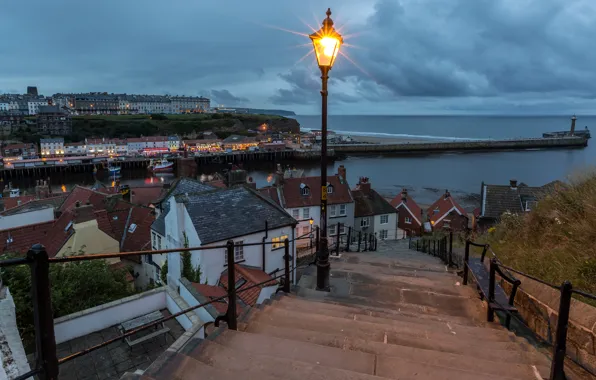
left=427, top=190, right=468, bottom=232
left=390, top=188, right=423, bottom=237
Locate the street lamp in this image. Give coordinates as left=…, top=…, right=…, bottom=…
left=309, top=8, right=343, bottom=291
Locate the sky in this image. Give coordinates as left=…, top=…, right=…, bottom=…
left=1, top=0, right=596, bottom=115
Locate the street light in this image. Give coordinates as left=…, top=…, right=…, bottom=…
left=309, top=8, right=343, bottom=291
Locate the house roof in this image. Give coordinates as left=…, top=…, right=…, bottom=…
left=219, top=264, right=277, bottom=307
left=185, top=280, right=244, bottom=318
left=0, top=195, right=36, bottom=211
left=427, top=192, right=467, bottom=224
left=130, top=186, right=167, bottom=205
left=59, top=186, right=110, bottom=212
left=481, top=181, right=565, bottom=219
left=351, top=186, right=396, bottom=218
left=0, top=221, right=54, bottom=256
left=179, top=186, right=296, bottom=245
left=390, top=191, right=423, bottom=226
left=222, top=135, right=256, bottom=144
left=0, top=194, right=68, bottom=216
left=279, top=175, right=353, bottom=208
left=258, top=187, right=281, bottom=207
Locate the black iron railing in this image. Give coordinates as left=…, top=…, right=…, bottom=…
left=0, top=234, right=311, bottom=380
left=461, top=240, right=596, bottom=380
left=409, top=231, right=454, bottom=267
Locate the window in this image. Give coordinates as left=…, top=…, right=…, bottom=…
left=330, top=205, right=337, bottom=217
left=272, top=235, right=288, bottom=249
left=380, top=230, right=388, bottom=240
left=303, top=208, right=310, bottom=219
left=301, top=226, right=310, bottom=237
left=405, top=216, right=412, bottom=224
left=152, top=233, right=156, bottom=249
left=329, top=224, right=337, bottom=235
left=525, top=201, right=537, bottom=211
left=380, top=214, right=389, bottom=224
left=300, top=184, right=310, bottom=196
left=327, top=185, right=334, bottom=194
left=339, top=204, right=347, bottom=216
left=235, top=241, right=244, bottom=261
left=433, top=208, right=440, bottom=214
left=360, top=218, right=370, bottom=228
left=292, top=209, right=300, bottom=219
left=339, top=224, right=346, bottom=235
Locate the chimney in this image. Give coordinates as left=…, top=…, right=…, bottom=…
left=510, top=179, right=518, bottom=189
left=274, top=163, right=284, bottom=188
left=401, top=188, right=408, bottom=202
left=444, top=189, right=451, bottom=199
left=357, top=177, right=371, bottom=194
left=337, top=165, right=347, bottom=183
left=570, top=115, right=577, bottom=135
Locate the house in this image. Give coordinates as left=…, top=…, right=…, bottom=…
left=477, top=179, right=565, bottom=230
left=221, top=135, right=258, bottom=151
left=178, top=278, right=245, bottom=324
left=40, top=137, right=65, bottom=157
left=2, top=143, right=38, bottom=160
left=259, top=165, right=354, bottom=247
left=36, top=105, right=71, bottom=135
left=351, top=177, right=400, bottom=241
left=0, top=194, right=66, bottom=230
left=0, top=221, right=54, bottom=256
left=157, top=185, right=297, bottom=290
left=427, top=190, right=468, bottom=232
left=64, top=142, right=86, bottom=156
left=390, top=188, right=423, bottom=237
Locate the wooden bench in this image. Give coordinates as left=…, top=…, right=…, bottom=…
left=463, top=242, right=521, bottom=327
left=118, top=310, right=170, bottom=349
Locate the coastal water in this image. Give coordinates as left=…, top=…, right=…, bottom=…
left=9, top=115, right=596, bottom=208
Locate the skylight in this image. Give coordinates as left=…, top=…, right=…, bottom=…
left=128, top=223, right=137, bottom=233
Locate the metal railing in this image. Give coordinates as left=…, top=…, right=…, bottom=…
left=462, top=240, right=596, bottom=380
left=0, top=234, right=312, bottom=380
left=409, top=231, right=454, bottom=267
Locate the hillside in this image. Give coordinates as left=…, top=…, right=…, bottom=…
left=476, top=173, right=596, bottom=295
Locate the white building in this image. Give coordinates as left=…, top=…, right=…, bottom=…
left=149, top=178, right=297, bottom=288
left=170, top=96, right=210, bottom=114
left=64, top=142, right=86, bottom=156
left=40, top=137, right=65, bottom=156
left=167, top=136, right=180, bottom=151
left=27, top=99, right=48, bottom=115
left=126, top=136, right=169, bottom=154
left=0, top=100, right=10, bottom=111
left=86, top=138, right=116, bottom=155
left=351, top=177, right=401, bottom=241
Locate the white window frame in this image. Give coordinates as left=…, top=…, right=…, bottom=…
left=360, top=218, right=370, bottom=228
left=301, top=186, right=310, bottom=196
left=235, top=241, right=244, bottom=261
left=329, top=224, right=337, bottom=235
left=292, top=209, right=300, bottom=219
left=302, top=208, right=310, bottom=219
left=405, top=216, right=412, bottom=224
left=380, top=214, right=389, bottom=225
left=327, top=185, right=334, bottom=194
left=380, top=230, right=388, bottom=240
left=339, top=204, right=347, bottom=216
left=330, top=205, right=337, bottom=217
left=339, top=224, right=346, bottom=235
left=433, top=208, right=440, bottom=214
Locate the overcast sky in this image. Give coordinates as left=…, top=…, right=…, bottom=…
left=1, top=0, right=595, bottom=115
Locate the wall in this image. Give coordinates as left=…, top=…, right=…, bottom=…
left=397, top=205, right=422, bottom=237
left=54, top=288, right=166, bottom=344
left=178, top=279, right=215, bottom=324
left=165, top=288, right=198, bottom=331
left=0, top=288, right=30, bottom=379
left=328, top=202, right=355, bottom=234
left=256, top=285, right=278, bottom=305
left=57, top=219, right=120, bottom=260
left=0, top=208, right=54, bottom=230
left=373, top=213, right=398, bottom=240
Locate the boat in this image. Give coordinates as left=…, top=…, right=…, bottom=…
left=543, top=115, right=591, bottom=139
left=108, top=165, right=121, bottom=174
left=148, top=159, right=174, bottom=173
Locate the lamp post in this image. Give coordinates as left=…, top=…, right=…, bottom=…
left=309, top=8, right=343, bottom=291
left=309, top=217, right=314, bottom=249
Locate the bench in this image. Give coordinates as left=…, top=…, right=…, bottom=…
left=462, top=242, right=521, bottom=327
left=118, top=310, right=170, bottom=349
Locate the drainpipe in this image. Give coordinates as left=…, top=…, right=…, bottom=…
left=262, top=221, right=268, bottom=271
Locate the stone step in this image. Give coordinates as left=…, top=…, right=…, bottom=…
left=332, top=259, right=450, bottom=275
left=212, top=328, right=531, bottom=380
left=242, top=321, right=551, bottom=374
left=213, top=329, right=377, bottom=374
left=281, top=294, right=493, bottom=328
left=250, top=305, right=515, bottom=344
left=184, top=338, right=389, bottom=380
left=271, top=299, right=512, bottom=338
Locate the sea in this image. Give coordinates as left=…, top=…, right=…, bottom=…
left=9, top=115, right=596, bottom=209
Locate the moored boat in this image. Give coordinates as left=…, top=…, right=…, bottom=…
left=148, top=159, right=174, bottom=173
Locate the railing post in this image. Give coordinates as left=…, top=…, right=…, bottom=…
left=225, top=240, right=238, bottom=330
left=363, top=233, right=368, bottom=251
left=28, top=244, right=59, bottom=380
left=357, top=231, right=362, bottom=252
left=336, top=223, right=341, bottom=256
left=346, top=227, right=351, bottom=252
left=416, top=240, right=419, bottom=251
left=448, top=231, right=453, bottom=267
left=550, top=281, right=573, bottom=380
left=487, top=258, right=497, bottom=322
left=283, top=239, right=290, bottom=293
left=315, top=226, right=320, bottom=254
left=463, top=240, right=470, bottom=285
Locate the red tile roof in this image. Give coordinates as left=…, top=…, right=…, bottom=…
left=258, top=187, right=281, bottom=206
left=120, top=207, right=155, bottom=252
left=59, top=186, right=110, bottom=212
left=427, top=191, right=467, bottom=223
left=0, top=221, right=54, bottom=256
left=42, top=211, right=77, bottom=257
left=191, top=283, right=243, bottom=315
left=130, top=186, right=166, bottom=205
left=390, top=191, right=423, bottom=225
left=219, top=265, right=277, bottom=307
left=280, top=176, right=353, bottom=208
left=2, top=195, right=36, bottom=211
left=109, top=261, right=134, bottom=283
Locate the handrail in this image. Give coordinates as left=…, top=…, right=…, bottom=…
left=572, top=289, right=596, bottom=302
left=497, top=263, right=560, bottom=291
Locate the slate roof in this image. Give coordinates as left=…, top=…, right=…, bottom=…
left=0, top=221, right=54, bottom=256
left=219, top=264, right=278, bottom=307
left=179, top=186, right=296, bottom=245
left=427, top=191, right=467, bottom=223
left=130, top=186, right=166, bottom=205
left=222, top=135, right=256, bottom=144
left=351, top=186, right=397, bottom=218
left=279, top=175, right=353, bottom=208
left=480, top=180, right=565, bottom=219
left=0, top=194, right=67, bottom=216
left=390, top=190, right=423, bottom=226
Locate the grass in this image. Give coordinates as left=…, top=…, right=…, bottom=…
left=475, top=171, right=596, bottom=295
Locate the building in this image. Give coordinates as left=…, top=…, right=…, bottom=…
left=27, top=98, right=48, bottom=115
left=221, top=135, right=259, bottom=151
left=64, top=142, right=86, bottom=156
left=36, top=105, right=72, bottom=135
left=126, top=136, right=169, bottom=155
left=0, top=113, right=25, bottom=134
left=182, top=139, right=222, bottom=153
left=390, top=188, right=423, bottom=237
left=152, top=181, right=297, bottom=289
left=259, top=165, right=354, bottom=247
left=2, top=143, right=38, bottom=160
left=351, top=177, right=399, bottom=241
left=71, top=93, right=120, bottom=114
left=85, top=138, right=117, bottom=155
left=167, top=136, right=180, bottom=151
left=427, top=190, right=468, bottom=232
left=40, top=138, right=65, bottom=157
left=170, top=96, right=210, bottom=113
left=476, top=179, right=565, bottom=230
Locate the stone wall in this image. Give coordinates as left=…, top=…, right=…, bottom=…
left=500, top=275, right=596, bottom=376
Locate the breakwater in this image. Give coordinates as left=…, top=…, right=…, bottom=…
left=331, top=136, right=588, bottom=155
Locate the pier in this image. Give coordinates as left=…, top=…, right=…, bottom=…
left=331, top=136, right=588, bottom=155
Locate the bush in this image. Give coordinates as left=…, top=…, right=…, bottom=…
left=150, top=113, right=168, bottom=120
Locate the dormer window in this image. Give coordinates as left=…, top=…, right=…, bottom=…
left=433, top=208, right=440, bottom=214
left=300, top=183, right=310, bottom=196
left=327, top=184, right=334, bottom=194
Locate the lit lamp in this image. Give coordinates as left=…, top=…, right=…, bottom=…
left=309, top=8, right=343, bottom=291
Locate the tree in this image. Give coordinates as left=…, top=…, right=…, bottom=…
left=0, top=254, right=133, bottom=347
left=160, top=259, right=168, bottom=285
left=180, top=232, right=203, bottom=283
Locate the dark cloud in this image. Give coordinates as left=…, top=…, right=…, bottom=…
left=210, top=90, right=249, bottom=106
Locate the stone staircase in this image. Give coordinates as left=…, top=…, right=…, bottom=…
left=123, top=240, right=551, bottom=379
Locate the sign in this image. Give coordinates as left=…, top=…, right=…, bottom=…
left=321, top=186, right=327, bottom=200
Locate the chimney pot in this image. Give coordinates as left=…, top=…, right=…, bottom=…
left=444, top=190, right=450, bottom=199
left=510, top=179, right=518, bottom=189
